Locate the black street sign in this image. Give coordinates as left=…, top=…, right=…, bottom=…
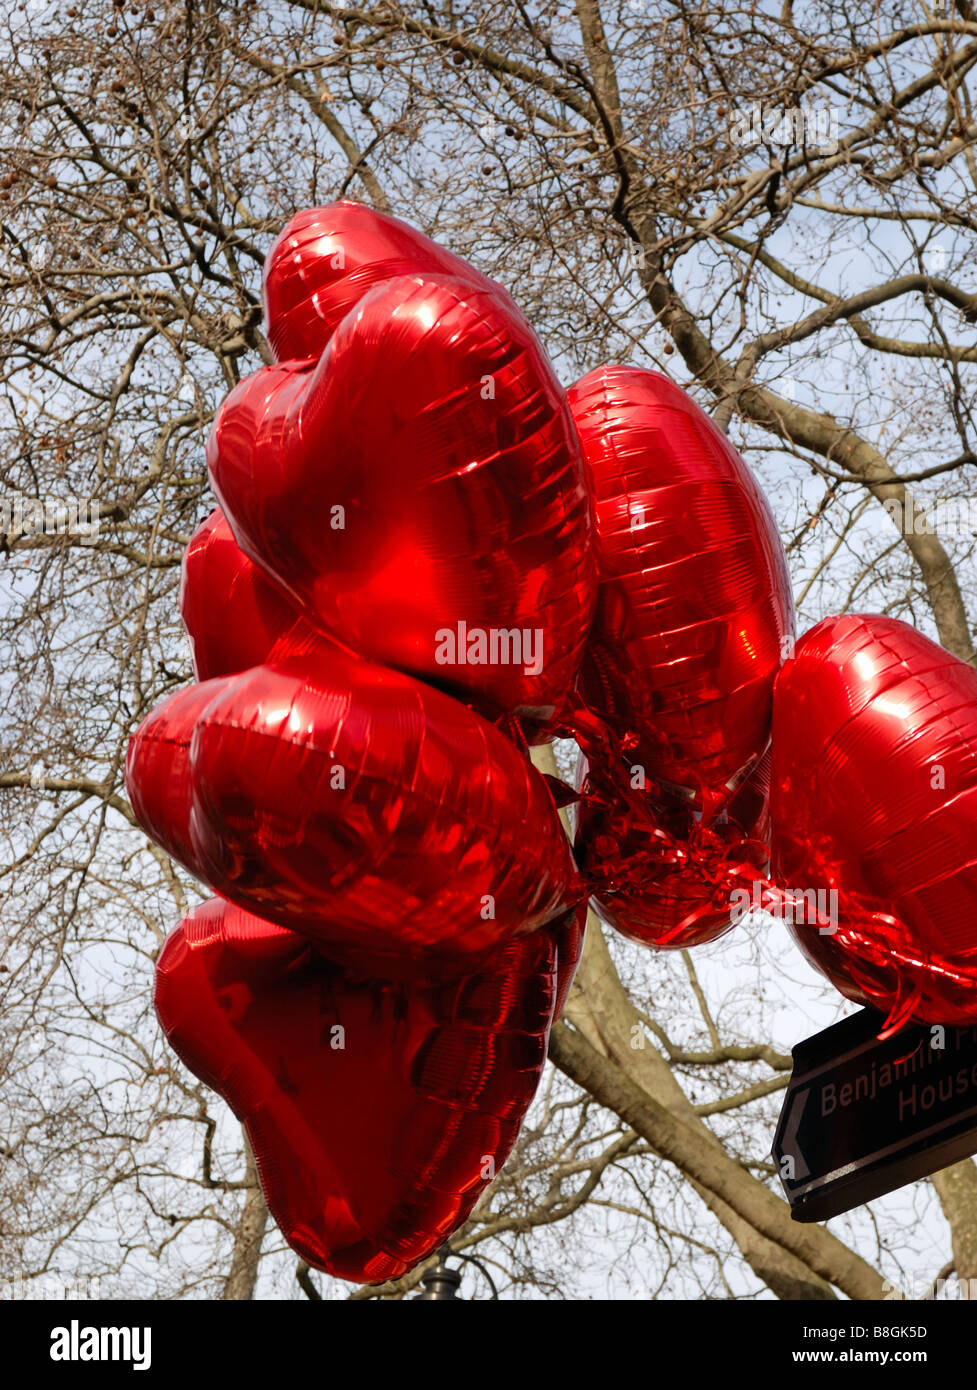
left=773, top=1007, right=977, bottom=1222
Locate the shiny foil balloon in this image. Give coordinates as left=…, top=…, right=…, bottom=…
left=188, top=652, right=582, bottom=973
left=127, top=648, right=582, bottom=976
left=155, top=897, right=558, bottom=1283
left=125, top=678, right=232, bottom=880
left=771, top=614, right=977, bottom=1026
left=209, top=211, right=597, bottom=735
left=263, top=201, right=518, bottom=363
left=568, top=365, right=794, bottom=808
left=181, top=508, right=337, bottom=681
left=576, top=752, right=771, bottom=950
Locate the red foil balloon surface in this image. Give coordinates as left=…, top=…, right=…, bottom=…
left=126, top=649, right=582, bottom=976
left=575, top=752, right=771, bottom=950
left=208, top=204, right=597, bottom=735
left=125, top=678, right=231, bottom=880
left=263, top=201, right=516, bottom=363
left=188, top=653, right=581, bottom=973
left=155, top=897, right=558, bottom=1283
left=181, top=508, right=335, bottom=681
left=568, top=365, right=794, bottom=806
left=771, top=614, right=977, bottom=1025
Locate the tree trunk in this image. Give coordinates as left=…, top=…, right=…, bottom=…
left=222, top=1137, right=269, bottom=1300
left=932, top=1161, right=977, bottom=1283
left=554, top=917, right=888, bottom=1298
left=532, top=747, right=860, bottom=1297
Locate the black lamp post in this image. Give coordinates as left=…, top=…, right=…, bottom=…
left=411, top=1244, right=499, bottom=1300
left=412, top=1246, right=463, bottom=1300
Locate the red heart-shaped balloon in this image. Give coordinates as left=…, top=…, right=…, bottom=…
left=188, top=654, right=582, bottom=971
left=568, top=365, right=794, bottom=804
left=263, top=201, right=515, bottom=363
left=126, top=650, right=582, bottom=976
left=576, top=752, right=771, bottom=949
left=155, top=897, right=561, bottom=1283
left=181, top=508, right=337, bottom=682
left=208, top=259, right=596, bottom=734
left=771, top=614, right=977, bottom=1024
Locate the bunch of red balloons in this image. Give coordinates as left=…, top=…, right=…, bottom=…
left=128, top=202, right=977, bottom=1283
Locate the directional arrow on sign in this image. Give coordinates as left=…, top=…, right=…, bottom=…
left=773, top=1008, right=977, bottom=1222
